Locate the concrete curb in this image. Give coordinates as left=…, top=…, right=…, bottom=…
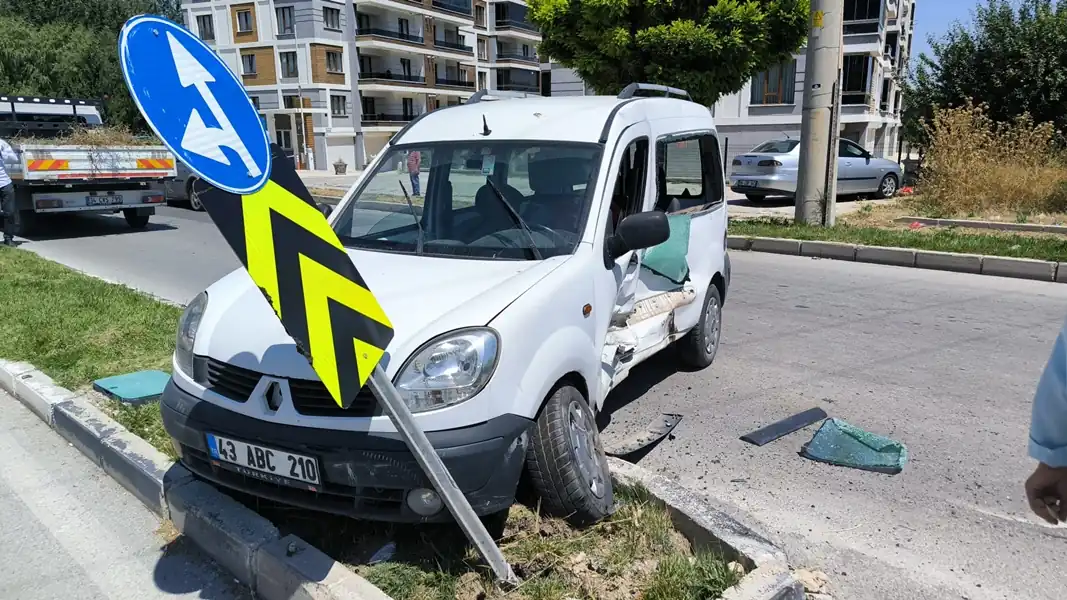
left=893, top=215, right=1067, bottom=235
left=727, top=235, right=1064, bottom=283
left=608, top=457, right=805, bottom=600
left=0, top=359, right=388, bottom=600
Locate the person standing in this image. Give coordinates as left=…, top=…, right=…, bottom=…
left=406, top=150, right=422, bottom=197
left=1025, top=318, right=1067, bottom=524
left=0, top=137, right=19, bottom=246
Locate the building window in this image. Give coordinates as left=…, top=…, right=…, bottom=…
left=249, top=96, right=260, bottom=110
left=844, top=0, right=881, bottom=21
left=402, top=98, right=414, bottom=119
left=330, top=95, right=347, bottom=116
left=475, top=5, right=485, bottom=27
left=361, top=96, right=376, bottom=116
left=196, top=15, right=215, bottom=40
left=477, top=39, right=487, bottom=60
left=241, top=53, right=257, bottom=75
left=522, top=44, right=529, bottom=57
left=284, top=95, right=301, bottom=109
left=323, top=6, right=341, bottom=30
left=236, top=9, right=253, bottom=33
left=477, top=71, right=487, bottom=90
left=280, top=51, right=299, bottom=78
left=750, top=59, right=796, bottom=105
left=842, top=54, right=870, bottom=103
left=326, top=50, right=344, bottom=73
left=356, top=13, right=370, bottom=31
left=397, top=18, right=410, bottom=35
left=399, top=58, right=411, bottom=77
left=276, top=6, right=295, bottom=35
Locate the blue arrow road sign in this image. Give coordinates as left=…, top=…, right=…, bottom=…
left=119, top=15, right=271, bottom=195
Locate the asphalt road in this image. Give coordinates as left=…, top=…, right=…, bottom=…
left=0, top=388, right=250, bottom=600
left=14, top=205, right=1067, bottom=599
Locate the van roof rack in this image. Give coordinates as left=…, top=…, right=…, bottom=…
left=617, top=83, right=692, bottom=101
left=466, top=89, right=538, bottom=104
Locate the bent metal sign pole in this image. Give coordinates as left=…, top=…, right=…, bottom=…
left=118, top=14, right=517, bottom=585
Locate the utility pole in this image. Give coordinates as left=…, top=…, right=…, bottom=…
left=795, top=0, right=844, bottom=225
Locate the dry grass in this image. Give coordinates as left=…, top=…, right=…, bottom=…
left=912, top=103, right=1067, bottom=219
left=12, top=125, right=160, bottom=147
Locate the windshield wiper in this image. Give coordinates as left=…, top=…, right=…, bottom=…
left=397, top=179, right=424, bottom=255
left=483, top=177, right=543, bottom=260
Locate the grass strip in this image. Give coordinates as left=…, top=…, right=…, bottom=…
left=730, top=217, right=1067, bottom=262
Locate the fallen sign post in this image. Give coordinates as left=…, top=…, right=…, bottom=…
left=119, top=14, right=518, bottom=585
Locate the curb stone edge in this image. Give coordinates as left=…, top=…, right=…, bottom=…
left=608, top=457, right=806, bottom=600
left=728, top=235, right=1062, bottom=283
left=0, top=359, right=388, bottom=600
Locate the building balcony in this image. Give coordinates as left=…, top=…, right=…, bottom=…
left=842, top=91, right=874, bottom=107
left=436, top=78, right=475, bottom=89
left=434, top=39, right=474, bottom=53
left=360, top=72, right=427, bottom=84
left=432, top=0, right=472, bottom=16
left=843, top=18, right=881, bottom=36
left=356, top=28, right=424, bottom=44
left=494, top=19, right=538, bottom=33
left=496, top=52, right=538, bottom=64
left=497, top=82, right=539, bottom=93
left=361, top=113, right=415, bottom=126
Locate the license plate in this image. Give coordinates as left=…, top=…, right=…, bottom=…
left=86, top=194, right=123, bottom=206
left=206, top=433, right=321, bottom=486
left=734, top=180, right=758, bottom=188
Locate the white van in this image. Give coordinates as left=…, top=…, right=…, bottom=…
left=160, top=84, right=731, bottom=526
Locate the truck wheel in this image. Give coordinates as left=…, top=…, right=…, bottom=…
left=124, top=210, right=150, bottom=229
left=677, top=283, right=722, bottom=369
left=525, top=383, right=614, bottom=527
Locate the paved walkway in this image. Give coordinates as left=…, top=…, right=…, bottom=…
left=0, top=389, right=249, bottom=600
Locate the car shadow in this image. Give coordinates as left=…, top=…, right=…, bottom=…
left=152, top=535, right=253, bottom=599
left=15, top=211, right=176, bottom=241
left=595, top=350, right=696, bottom=433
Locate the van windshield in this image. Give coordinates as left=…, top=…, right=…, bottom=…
left=751, top=139, right=799, bottom=153
left=332, top=141, right=602, bottom=260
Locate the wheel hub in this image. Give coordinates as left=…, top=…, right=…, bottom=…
left=704, top=295, right=721, bottom=355
left=568, top=400, right=606, bottom=499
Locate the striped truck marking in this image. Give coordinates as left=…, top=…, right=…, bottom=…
left=197, top=143, right=394, bottom=409
left=26, top=159, right=70, bottom=171
left=135, top=158, right=176, bottom=169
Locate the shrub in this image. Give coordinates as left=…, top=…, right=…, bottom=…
left=912, top=102, right=1067, bottom=218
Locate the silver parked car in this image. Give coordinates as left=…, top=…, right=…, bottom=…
left=729, top=138, right=903, bottom=201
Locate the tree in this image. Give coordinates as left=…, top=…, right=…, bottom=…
left=905, top=0, right=1067, bottom=148
left=0, top=0, right=181, bottom=130
left=527, top=0, right=810, bottom=107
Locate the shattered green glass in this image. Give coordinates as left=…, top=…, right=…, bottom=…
left=801, top=418, right=908, bottom=475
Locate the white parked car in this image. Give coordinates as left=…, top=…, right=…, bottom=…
left=160, top=84, right=731, bottom=525
left=730, top=138, right=903, bottom=202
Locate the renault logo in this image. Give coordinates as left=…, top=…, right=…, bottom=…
left=265, top=380, right=285, bottom=411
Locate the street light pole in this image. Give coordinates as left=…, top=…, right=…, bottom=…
left=795, top=0, right=843, bottom=225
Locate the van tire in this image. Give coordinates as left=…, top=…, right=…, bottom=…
left=525, top=384, right=614, bottom=526
left=678, top=284, right=722, bottom=369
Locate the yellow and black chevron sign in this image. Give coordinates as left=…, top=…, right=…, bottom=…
left=195, top=144, right=394, bottom=409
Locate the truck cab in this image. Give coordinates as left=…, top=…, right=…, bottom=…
left=159, top=84, right=731, bottom=525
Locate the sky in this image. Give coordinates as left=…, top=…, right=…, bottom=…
left=912, top=0, right=983, bottom=60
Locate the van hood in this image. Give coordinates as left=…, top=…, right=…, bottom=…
left=195, top=249, right=567, bottom=379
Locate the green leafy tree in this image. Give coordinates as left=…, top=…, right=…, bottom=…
left=0, top=1, right=181, bottom=130
left=527, top=0, right=810, bottom=106
left=905, top=0, right=1067, bottom=147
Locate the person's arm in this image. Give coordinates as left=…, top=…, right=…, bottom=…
left=0, top=140, right=17, bottom=163
left=1030, top=321, right=1067, bottom=467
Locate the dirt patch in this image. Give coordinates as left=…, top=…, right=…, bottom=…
left=239, top=484, right=739, bottom=600
left=841, top=199, right=1067, bottom=241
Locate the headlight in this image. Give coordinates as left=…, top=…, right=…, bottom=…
left=394, top=328, right=499, bottom=413
left=175, top=291, right=207, bottom=377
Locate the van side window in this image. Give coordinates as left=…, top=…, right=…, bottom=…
left=656, top=134, right=724, bottom=213
left=608, top=138, right=649, bottom=231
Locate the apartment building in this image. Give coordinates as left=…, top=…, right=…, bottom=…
left=181, top=0, right=543, bottom=170
left=550, top=0, right=916, bottom=165
left=714, top=0, right=917, bottom=165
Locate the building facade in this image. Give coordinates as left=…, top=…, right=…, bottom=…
left=549, top=0, right=916, bottom=165
left=180, top=0, right=543, bottom=170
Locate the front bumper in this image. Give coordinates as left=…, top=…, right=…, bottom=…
left=161, top=378, right=532, bottom=523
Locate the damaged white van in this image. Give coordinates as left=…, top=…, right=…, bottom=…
left=160, top=84, right=731, bottom=526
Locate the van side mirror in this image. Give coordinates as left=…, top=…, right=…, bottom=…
left=606, top=211, right=671, bottom=262
left=318, top=202, right=334, bottom=218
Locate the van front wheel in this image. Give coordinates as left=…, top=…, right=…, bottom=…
left=678, top=284, right=722, bottom=369
left=525, top=384, right=614, bottom=526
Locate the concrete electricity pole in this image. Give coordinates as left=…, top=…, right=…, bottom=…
left=795, top=0, right=844, bottom=225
